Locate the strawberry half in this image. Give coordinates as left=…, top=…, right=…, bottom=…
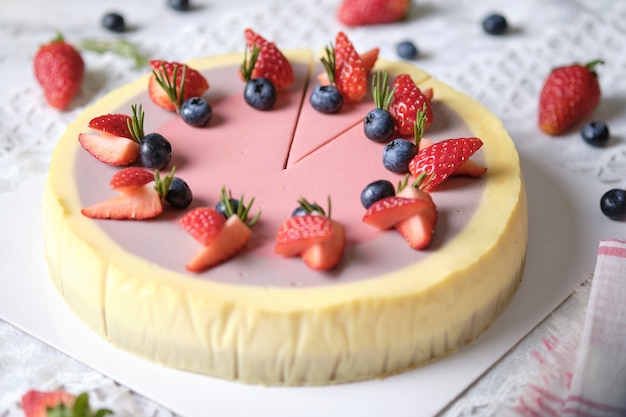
left=181, top=188, right=260, bottom=272
left=389, top=74, right=434, bottom=135
left=149, top=60, right=209, bottom=112
left=179, top=207, right=227, bottom=245
left=334, top=32, right=368, bottom=102
left=185, top=215, right=252, bottom=272
left=81, top=167, right=164, bottom=220
left=301, top=220, right=346, bottom=271
left=275, top=214, right=335, bottom=257
left=418, top=138, right=487, bottom=177
left=21, top=390, right=75, bottom=417
left=79, top=104, right=146, bottom=166
left=409, top=137, right=484, bottom=191
left=318, top=47, right=379, bottom=86
left=362, top=196, right=430, bottom=230
left=394, top=185, right=437, bottom=249
left=244, top=28, right=294, bottom=90
left=337, top=0, right=410, bottom=27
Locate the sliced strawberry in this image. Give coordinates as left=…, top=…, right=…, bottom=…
left=148, top=60, right=209, bottom=112
left=301, top=220, right=346, bottom=271
left=317, top=47, right=379, bottom=86
left=88, top=114, right=132, bottom=139
left=244, top=28, right=294, bottom=90
left=109, top=167, right=155, bottom=191
left=409, top=137, right=484, bottom=191
left=185, top=215, right=252, bottom=272
left=275, top=214, right=334, bottom=257
left=391, top=185, right=437, bottom=249
left=418, top=138, right=487, bottom=177
left=21, top=390, right=75, bottom=417
left=179, top=207, right=227, bottom=245
left=362, top=196, right=430, bottom=230
left=81, top=183, right=163, bottom=220
left=334, top=31, right=368, bottom=102
left=389, top=74, right=433, bottom=135
left=78, top=132, right=140, bottom=166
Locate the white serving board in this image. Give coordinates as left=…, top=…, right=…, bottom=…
left=0, top=146, right=621, bottom=416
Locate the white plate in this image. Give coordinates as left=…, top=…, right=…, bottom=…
left=0, top=146, right=621, bottom=416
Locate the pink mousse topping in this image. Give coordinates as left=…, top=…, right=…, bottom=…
left=75, top=61, right=485, bottom=287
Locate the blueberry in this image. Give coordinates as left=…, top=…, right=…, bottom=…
left=168, top=0, right=191, bottom=11
left=383, top=139, right=417, bottom=174
left=361, top=179, right=396, bottom=209
left=581, top=121, right=609, bottom=147
left=165, top=177, right=193, bottom=209
left=102, top=12, right=126, bottom=33
left=139, top=133, right=172, bottom=169
left=482, top=13, right=508, bottom=35
left=600, top=189, right=626, bottom=220
left=364, top=108, right=395, bottom=143
left=292, top=203, right=323, bottom=217
left=244, top=78, right=277, bottom=110
left=396, top=40, right=419, bottom=60
left=310, top=85, right=343, bottom=114
left=216, top=198, right=239, bottom=218
left=180, top=97, right=212, bottom=127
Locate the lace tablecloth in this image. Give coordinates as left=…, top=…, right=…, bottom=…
left=1, top=0, right=625, bottom=415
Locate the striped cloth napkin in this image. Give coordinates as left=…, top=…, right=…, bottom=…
left=515, top=239, right=626, bottom=416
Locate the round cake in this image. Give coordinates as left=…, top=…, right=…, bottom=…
left=42, top=45, right=528, bottom=385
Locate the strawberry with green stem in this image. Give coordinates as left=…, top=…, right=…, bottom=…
left=364, top=71, right=396, bottom=142
left=334, top=31, right=368, bottom=103
left=243, top=28, right=294, bottom=90
left=180, top=187, right=261, bottom=272
left=538, top=59, right=603, bottom=135
left=148, top=60, right=209, bottom=112
left=81, top=166, right=180, bottom=220
left=388, top=73, right=433, bottom=136
left=310, top=44, right=344, bottom=114
left=78, top=103, right=145, bottom=166
left=275, top=197, right=346, bottom=271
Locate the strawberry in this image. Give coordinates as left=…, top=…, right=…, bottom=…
left=244, top=28, right=294, bottom=90
left=21, top=390, right=75, bottom=417
left=334, top=32, right=368, bottom=102
left=81, top=167, right=168, bottom=220
left=337, top=0, right=410, bottom=27
left=88, top=114, right=133, bottom=139
left=179, top=207, right=226, bottom=245
left=538, top=60, right=603, bottom=136
left=33, top=33, right=84, bottom=110
left=418, top=138, right=487, bottom=177
left=389, top=74, right=433, bottom=135
left=21, top=390, right=111, bottom=417
left=149, top=60, right=209, bottom=112
left=362, top=196, right=430, bottom=230
left=394, top=183, right=437, bottom=249
left=79, top=104, right=145, bottom=166
left=409, top=137, right=483, bottom=191
left=275, top=214, right=335, bottom=256
left=275, top=198, right=345, bottom=270
left=301, top=220, right=346, bottom=270
left=181, top=188, right=260, bottom=272
left=317, top=47, right=379, bottom=86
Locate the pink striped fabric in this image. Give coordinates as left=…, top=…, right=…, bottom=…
left=562, top=239, right=626, bottom=417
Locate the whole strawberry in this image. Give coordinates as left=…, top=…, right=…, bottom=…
left=34, top=33, right=85, bottom=110
left=538, top=60, right=603, bottom=136
left=337, top=0, right=410, bottom=27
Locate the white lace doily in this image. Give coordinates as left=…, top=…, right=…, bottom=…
left=1, top=0, right=625, bottom=415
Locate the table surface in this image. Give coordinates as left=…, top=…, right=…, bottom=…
left=1, top=0, right=626, bottom=416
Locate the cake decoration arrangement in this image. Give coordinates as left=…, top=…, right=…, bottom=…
left=41, top=24, right=528, bottom=386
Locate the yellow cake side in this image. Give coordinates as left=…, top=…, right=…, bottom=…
left=42, top=51, right=527, bottom=385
